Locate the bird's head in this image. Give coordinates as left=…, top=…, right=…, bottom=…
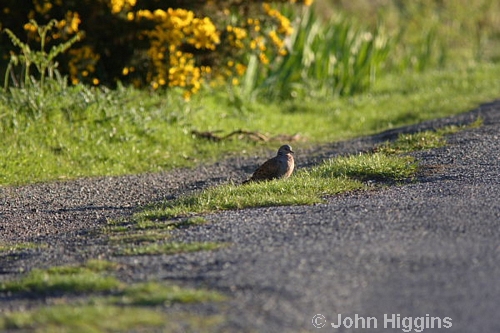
left=277, top=144, right=294, bottom=156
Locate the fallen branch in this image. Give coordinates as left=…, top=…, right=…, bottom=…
left=191, top=129, right=305, bottom=143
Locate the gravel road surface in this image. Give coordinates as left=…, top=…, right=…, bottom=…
left=1, top=100, right=499, bottom=332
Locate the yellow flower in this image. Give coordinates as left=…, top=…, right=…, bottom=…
left=110, top=0, right=137, bottom=14
left=236, top=63, right=247, bottom=76
left=153, top=9, right=167, bottom=20
left=23, top=22, right=37, bottom=33
left=69, top=12, right=81, bottom=33
left=259, top=53, right=270, bottom=65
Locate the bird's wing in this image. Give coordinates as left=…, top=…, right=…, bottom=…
left=250, top=157, right=280, bottom=181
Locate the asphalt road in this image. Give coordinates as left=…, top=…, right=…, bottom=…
left=142, top=100, right=500, bottom=332
left=1, top=100, right=499, bottom=332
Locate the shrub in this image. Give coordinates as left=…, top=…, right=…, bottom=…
left=0, top=0, right=313, bottom=99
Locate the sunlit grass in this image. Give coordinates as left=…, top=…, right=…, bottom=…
left=0, top=304, right=225, bottom=333
left=0, top=261, right=227, bottom=332
left=116, top=281, right=225, bottom=306
left=116, top=241, right=225, bottom=256
left=0, top=260, right=122, bottom=295
left=376, top=118, right=483, bottom=154
left=135, top=152, right=416, bottom=221
left=0, top=63, right=499, bottom=186
left=0, top=242, right=47, bottom=253
left=107, top=230, right=170, bottom=244
left=133, top=122, right=477, bottom=221
left=0, top=305, right=166, bottom=333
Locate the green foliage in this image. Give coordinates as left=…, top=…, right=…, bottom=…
left=135, top=151, right=415, bottom=220
left=2, top=19, right=82, bottom=119
left=319, top=0, right=500, bottom=69
left=376, top=119, right=483, bottom=154
left=0, top=260, right=122, bottom=295
left=108, top=230, right=170, bottom=244
left=117, top=282, right=225, bottom=306
left=0, top=305, right=166, bottom=333
left=3, top=19, right=82, bottom=91
left=0, top=242, right=47, bottom=253
left=132, top=122, right=480, bottom=221
left=253, top=7, right=391, bottom=99
left=0, top=260, right=226, bottom=332
left=0, top=304, right=225, bottom=333
left=312, top=153, right=417, bottom=181
left=117, top=241, right=224, bottom=256
left=1, top=62, right=500, bottom=186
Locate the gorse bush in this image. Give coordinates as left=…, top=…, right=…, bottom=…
left=0, top=0, right=313, bottom=100
left=0, top=0, right=499, bottom=110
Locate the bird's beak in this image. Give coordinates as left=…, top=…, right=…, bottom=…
left=290, top=149, right=295, bottom=154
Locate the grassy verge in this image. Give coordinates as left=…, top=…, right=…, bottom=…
left=135, top=154, right=413, bottom=221
left=1, top=63, right=499, bottom=186
left=0, top=305, right=224, bottom=333
left=133, top=122, right=477, bottom=222
left=0, top=242, right=47, bottom=253
left=116, top=241, right=225, bottom=256
left=0, top=260, right=226, bottom=332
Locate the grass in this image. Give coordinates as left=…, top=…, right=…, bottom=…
left=107, top=230, right=170, bottom=244
left=106, top=216, right=209, bottom=233
left=135, top=153, right=415, bottom=220
left=0, top=305, right=166, bottom=333
left=133, top=122, right=478, bottom=221
left=115, top=281, right=225, bottom=306
left=116, top=241, right=225, bottom=256
left=0, top=260, right=122, bottom=295
left=0, top=261, right=226, bottom=332
left=1, top=63, right=499, bottom=186
left=0, top=242, right=47, bottom=253
left=0, top=304, right=225, bottom=333
left=376, top=119, right=483, bottom=154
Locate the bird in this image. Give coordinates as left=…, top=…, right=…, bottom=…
left=243, top=144, right=295, bottom=184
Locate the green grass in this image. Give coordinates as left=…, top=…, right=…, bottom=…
left=0, top=304, right=225, bottom=333
left=0, top=261, right=227, bottom=332
left=106, top=216, right=209, bottom=233
left=376, top=119, right=483, bottom=154
left=0, top=260, right=122, bottom=295
left=133, top=122, right=475, bottom=221
left=107, top=230, right=170, bottom=244
left=0, top=305, right=166, bottom=333
left=1, top=63, right=499, bottom=186
left=135, top=152, right=415, bottom=220
left=312, top=153, right=417, bottom=181
left=104, top=215, right=222, bottom=257
left=117, top=241, right=225, bottom=256
left=116, top=281, right=225, bottom=306
left=0, top=242, right=47, bottom=253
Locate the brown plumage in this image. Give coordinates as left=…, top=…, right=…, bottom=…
left=243, top=144, right=295, bottom=184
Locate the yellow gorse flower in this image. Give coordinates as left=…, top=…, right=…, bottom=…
left=136, top=8, right=220, bottom=97
left=9, top=0, right=307, bottom=94
left=110, top=0, right=137, bottom=14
